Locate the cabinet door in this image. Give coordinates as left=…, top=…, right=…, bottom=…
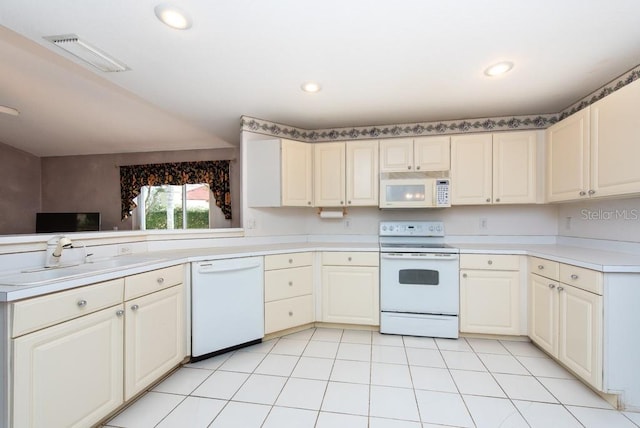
left=414, top=136, right=450, bottom=171
left=282, top=139, right=313, bottom=206
left=529, top=274, right=558, bottom=356
left=451, top=134, right=493, bottom=204
left=314, top=142, right=346, bottom=207
left=460, top=269, right=520, bottom=335
left=346, top=140, right=379, bottom=206
left=379, top=138, right=413, bottom=172
left=13, top=305, right=124, bottom=428
left=590, top=79, right=640, bottom=198
left=558, top=284, right=602, bottom=390
left=321, top=265, right=379, bottom=325
left=493, top=131, right=537, bottom=204
left=125, top=284, right=185, bottom=400
left=545, top=108, right=590, bottom=202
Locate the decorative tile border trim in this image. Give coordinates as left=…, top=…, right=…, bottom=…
left=241, top=63, right=640, bottom=142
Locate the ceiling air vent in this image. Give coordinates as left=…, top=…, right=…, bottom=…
left=44, top=34, right=129, bottom=72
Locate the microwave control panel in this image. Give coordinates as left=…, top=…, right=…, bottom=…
left=435, top=179, right=450, bottom=207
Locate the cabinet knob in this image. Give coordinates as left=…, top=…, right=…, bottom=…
left=340, top=201, right=344, bottom=205
left=570, top=274, right=579, bottom=280
left=495, top=198, right=500, bottom=202
left=486, top=198, right=491, bottom=203
left=416, top=166, right=421, bottom=170
left=288, top=311, right=293, bottom=316
left=548, top=284, right=556, bottom=289
left=462, top=273, right=467, bottom=278
left=538, top=265, right=544, bottom=270
left=116, top=309, right=125, bottom=317
left=487, top=260, right=493, bottom=265
left=348, top=257, right=352, bottom=262
left=348, top=200, right=352, bottom=204
left=407, top=165, right=412, bottom=170
left=288, top=258, right=293, bottom=264
left=307, top=201, right=311, bottom=205
left=557, top=286, right=564, bottom=292
left=77, top=299, right=87, bottom=307
left=131, top=304, right=140, bottom=311
left=588, top=189, right=595, bottom=195
left=157, top=277, right=165, bottom=284
left=288, top=281, right=293, bottom=286
left=579, top=191, right=586, bottom=196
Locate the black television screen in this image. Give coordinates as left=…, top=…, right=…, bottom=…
left=36, top=213, right=101, bottom=233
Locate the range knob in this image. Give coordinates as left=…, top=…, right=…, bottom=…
left=381, top=225, right=387, bottom=231
left=436, top=225, right=442, bottom=232
left=429, top=226, right=434, bottom=232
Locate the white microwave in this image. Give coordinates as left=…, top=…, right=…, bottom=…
left=379, top=176, right=450, bottom=208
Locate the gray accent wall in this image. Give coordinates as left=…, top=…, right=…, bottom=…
left=0, top=142, right=41, bottom=235
left=39, top=148, right=240, bottom=232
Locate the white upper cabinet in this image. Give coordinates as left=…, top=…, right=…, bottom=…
left=380, top=137, right=450, bottom=172
left=314, top=140, right=379, bottom=207
left=314, top=142, right=346, bottom=207
left=246, top=138, right=313, bottom=207
left=451, top=134, right=493, bottom=204
left=452, top=131, right=537, bottom=205
left=546, top=108, right=591, bottom=202
left=590, top=78, right=640, bottom=198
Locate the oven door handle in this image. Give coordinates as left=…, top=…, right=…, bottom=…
left=380, top=253, right=459, bottom=261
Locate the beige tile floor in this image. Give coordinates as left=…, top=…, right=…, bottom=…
left=104, top=328, right=640, bottom=427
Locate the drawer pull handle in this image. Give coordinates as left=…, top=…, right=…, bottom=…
left=288, top=311, right=293, bottom=316
left=557, top=286, right=564, bottom=292
left=570, top=274, right=578, bottom=280
left=462, top=273, right=467, bottom=278
left=348, top=257, right=352, bottom=262
left=579, top=191, right=586, bottom=196
left=116, top=309, right=125, bottom=317
left=77, top=299, right=87, bottom=307
left=487, top=260, right=493, bottom=265
left=486, top=198, right=491, bottom=203
left=289, top=259, right=293, bottom=264
left=538, top=265, right=544, bottom=270
left=548, top=284, right=556, bottom=289
left=131, top=304, right=140, bottom=311
left=157, top=277, right=165, bottom=284
left=288, top=281, right=293, bottom=286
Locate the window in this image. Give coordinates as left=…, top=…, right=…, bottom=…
left=137, top=183, right=227, bottom=230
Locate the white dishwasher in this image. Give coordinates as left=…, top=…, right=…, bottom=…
left=191, top=256, right=264, bottom=360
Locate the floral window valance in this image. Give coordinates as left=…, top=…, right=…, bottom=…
left=120, top=160, right=231, bottom=221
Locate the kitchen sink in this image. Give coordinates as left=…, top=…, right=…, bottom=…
left=0, top=256, right=167, bottom=287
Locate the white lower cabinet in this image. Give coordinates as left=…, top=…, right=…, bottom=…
left=459, top=254, right=521, bottom=335
left=124, top=284, right=185, bottom=400
left=12, top=305, right=124, bottom=428
left=10, top=265, right=187, bottom=428
left=264, top=253, right=314, bottom=334
left=321, top=252, right=379, bottom=325
left=528, top=257, right=603, bottom=390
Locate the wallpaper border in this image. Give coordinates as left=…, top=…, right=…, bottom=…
left=241, top=63, right=640, bottom=142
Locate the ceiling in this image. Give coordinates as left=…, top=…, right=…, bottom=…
left=1, top=1, right=640, bottom=157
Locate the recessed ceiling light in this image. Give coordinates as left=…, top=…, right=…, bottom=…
left=0, top=105, right=20, bottom=117
left=484, top=61, right=514, bottom=77
left=301, top=82, right=322, bottom=93
left=155, top=4, right=192, bottom=30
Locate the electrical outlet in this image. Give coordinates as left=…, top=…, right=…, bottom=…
left=479, top=218, right=488, bottom=230
left=245, top=218, right=256, bottom=229
left=117, top=244, right=133, bottom=255
left=344, top=218, right=352, bottom=229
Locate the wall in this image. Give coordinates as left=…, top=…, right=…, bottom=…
left=0, top=142, right=41, bottom=234
left=557, top=197, right=640, bottom=243
left=41, top=148, right=240, bottom=231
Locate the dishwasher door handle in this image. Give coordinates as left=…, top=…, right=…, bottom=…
left=197, top=262, right=262, bottom=274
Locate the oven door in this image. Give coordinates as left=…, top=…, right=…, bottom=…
left=380, top=252, right=459, bottom=315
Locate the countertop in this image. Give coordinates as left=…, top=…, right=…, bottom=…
left=2, top=240, right=640, bottom=302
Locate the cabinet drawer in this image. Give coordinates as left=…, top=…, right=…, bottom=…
left=264, top=252, right=313, bottom=270
left=265, top=266, right=313, bottom=302
left=12, top=278, right=124, bottom=337
left=460, top=254, right=519, bottom=270
left=322, top=251, right=379, bottom=267
left=265, top=295, right=314, bottom=334
left=125, top=265, right=184, bottom=300
left=559, top=264, right=603, bottom=295
left=529, top=257, right=559, bottom=280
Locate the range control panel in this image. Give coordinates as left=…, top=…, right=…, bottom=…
left=379, top=221, right=444, bottom=237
